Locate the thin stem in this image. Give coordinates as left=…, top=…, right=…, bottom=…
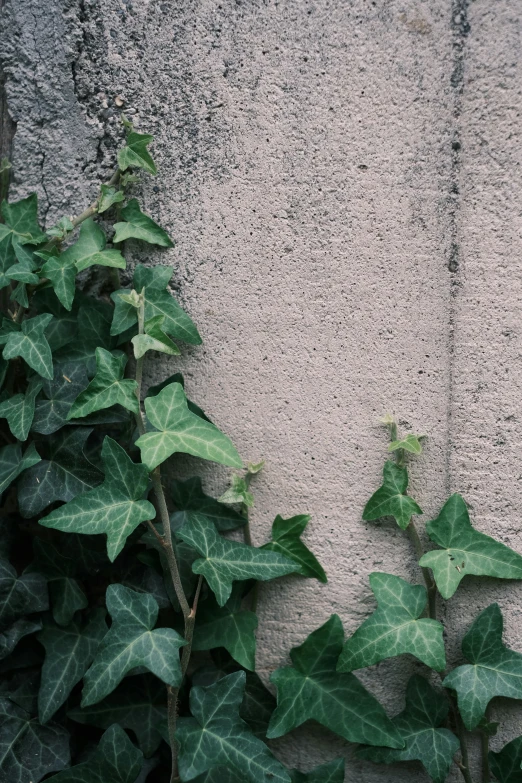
left=70, top=167, right=121, bottom=229
left=134, top=288, right=146, bottom=433
left=481, top=706, right=491, bottom=783
left=406, top=520, right=437, bottom=619
left=167, top=685, right=179, bottom=783
left=455, top=709, right=473, bottom=783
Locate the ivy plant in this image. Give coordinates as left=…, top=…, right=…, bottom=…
left=1, top=123, right=522, bottom=783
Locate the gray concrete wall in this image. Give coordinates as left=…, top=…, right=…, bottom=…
left=1, top=0, right=522, bottom=780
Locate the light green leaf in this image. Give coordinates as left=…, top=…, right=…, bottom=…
left=117, top=132, right=157, bottom=175
left=0, top=442, right=41, bottom=494
left=31, top=363, right=90, bottom=435
left=67, top=348, right=138, bottom=419
left=3, top=313, right=54, bottom=379
left=267, top=615, right=404, bottom=749
left=0, top=377, right=42, bottom=440
left=176, top=671, right=291, bottom=783
left=98, top=185, right=125, bottom=214
left=443, top=603, right=522, bottom=730
left=363, top=460, right=423, bottom=530
left=290, top=759, right=345, bottom=783
left=60, top=219, right=125, bottom=273
left=131, top=315, right=180, bottom=359
left=137, top=382, right=242, bottom=471
left=262, top=514, right=327, bottom=583
left=82, top=584, right=186, bottom=706
left=192, top=588, right=258, bottom=669
left=39, top=437, right=155, bottom=562
left=37, top=610, right=107, bottom=723
left=28, top=539, right=89, bottom=625
left=0, top=559, right=48, bottom=631
left=45, top=724, right=143, bottom=783
left=219, top=474, right=254, bottom=507
left=357, top=675, right=460, bottom=783
left=45, top=216, right=74, bottom=239
left=177, top=514, right=296, bottom=606
left=388, top=433, right=424, bottom=454
left=337, top=572, right=445, bottom=672
left=419, top=494, right=522, bottom=599
left=113, top=199, right=172, bottom=246
left=170, top=476, right=246, bottom=533
left=489, top=736, right=522, bottom=783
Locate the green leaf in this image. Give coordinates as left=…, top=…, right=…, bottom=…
left=137, top=382, right=242, bottom=471
left=117, top=132, right=157, bottom=175
left=55, top=300, right=118, bottom=372
left=489, top=736, right=522, bottom=783
left=40, top=253, right=77, bottom=311
left=261, top=514, right=327, bottom=583
left=218, top=474, right=254, bottom=507
left=18, top=428, right=103, bottom=519
left=0, top=697, right=70, bottom=782
left=170, top=476, right=245, bottom=533
left=3, top=313, right=54, bottom=379
left=357, top=675, right=460, bottom=783
left=37, top=610, right=107, bottom=723
left=0, top=618, right=41, bottom=661
left=388, top=433, right=424, bottom=454
left=443, top=603, right=522, bottom=730
left=67, top=348, right=138, bottom=419
left=28, top=539, right=89, bottom=625
left=131, top=315, right=180, bottom=358
left=113, top=199, right=172, bottom=246
left=60, top=219, right=125, bottom=273
left=0, top=229, right=16, bottom=289
left=82, top=584, right=186, bottom=706
left=337, top=572, right=446, bottom=672
left=177, top=514, right=296, bottom=606
left=0, top=559, right=48, bottom=631
left=45, top=724, right=143, bottom=783
left=192, top=588, right=258, bottom=669
left=31, top=363, right=89, bottom=434
left=0, top=441, right=41, bottom=495
left=419, top=494, right=522, bottom=599
left=111, top=264, right=201, bottom=344
left=68, top=674, right=167, bottom=757
left=290, top=759, right=345, bottom=783
left=46, top=216, right=74, bottom=239
left=267, top=614, right=404, bottom=748
left=0, top=377, right=42, bottom=440
left=363, top=460, right=423, bottom=530
left=98, top=185, right=125, bottom=214
left=176, top=671, right=291, bottom=783
left=39, top=437, right=155, bottom=562
left=1, top=193, right=47, bottom=243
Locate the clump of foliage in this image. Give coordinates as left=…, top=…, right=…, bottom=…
left=1, top=124, right=522, bottom=783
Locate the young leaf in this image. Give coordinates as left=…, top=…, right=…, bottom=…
left=31, top=363, right=90, bottom=435
left=39, top=437, right=155, bottom=562
left=489, top=736, right=522, bottom=783
left=37, top=609, right=107, bottom=723
left=170, top=476, right=245, bottom=532
left=419, top=493, right=522, bottom=598
left=68, top=674, right=167, bottom=757
left=0, top=442, right=41, bottom=494
left=82, top=584, right=186, bottom=706
left=137, top=382, right=242, bottom=471
left=113, top=199, right=172, bottom=246
left=388, top=433, right=424, bottom=454
left=192, top=588, right=258, bottom=670
left=2, top=313, right=54, bottom=379
left=117, top=132, right=157, bottom=175
left=177, top=515, right=296, bottom=606
left=131, top=314, right=180, bottom=359
left=45, top=724, right=143, bottom=783
left=175, top=671, right=291, bottom=783
left=337, top=572, right=446, bottom=672
left=18, top=428, right=103, bottom=518
left=267, top=615, right=404, bottom=748
left=66, top=348, right=139, bottom=419
left=443, top=603, right=522, bottom=730
left=0, top=377, right=42, bottom=440
left=0, top=697, right=70, bottom=782
left=357, top=675, right=460, bottom=783
left=60, top=219, right=125, bottom=273
left=98, top=184, right=125, bottom=213
left=363, top=461, right=422, bottom=530
left=261, top=514, right=327, bottom=583
left=290, top=758, right=345, bottom=783
left=28, top=539, right=88, bottom=626
left=218, top=474, right=254, bottom=507
left=0, top=559, right=48, bottom=631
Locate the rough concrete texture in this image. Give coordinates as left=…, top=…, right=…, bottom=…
left=1, top=0, right=521, bottom=779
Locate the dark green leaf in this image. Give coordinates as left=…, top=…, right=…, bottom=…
left=40, top=253, right=77, bottom=311
left=28, top=539, right=89, bottom=625
left=3, top=313, right=54, bottom=379
left=363, top=460, right=422, bottom=530
left=0, top=559, right=48, bottom=631
left=262, top=514, right=327, bottom=583
left=1, top=193, right=47, bottom=243
left=0, top=618, right=41, bottom=661
left=0, top=441, right=41, bottom=494
left=170, top=476, right=245, bottom=532
left=117, top=132, right=157, bottom=175
left=192, top=588, right=258, bottom=669
left=113, top=199, right=171, bottom=246
left=0, top=377, right=42, bottom=440
left=489, top=736, right=522, bottom=783
left=290, top=758, right=345, bottom=783
left=31, top=363, right=90, bottom=435
left=67, top=348, right=139, bottom=419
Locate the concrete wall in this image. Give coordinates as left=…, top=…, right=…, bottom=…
left=2, top=0, right=522, bottom=780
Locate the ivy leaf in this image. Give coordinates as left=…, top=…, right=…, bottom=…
left=357, top=675, right=460, bottom=783
left=0, top=559, right=48, bottom=631
left=177, top=515, right=296, bottom=606
left=55, top=301, right=118, bottom=372
left=192, top=588, right=258, bottom=669
left=111, top=264, right=201, bottom=344
left=28, top=539, right=89, bottom=625
left=45, top=724, right=143, bottom=783
left=218, top=474, right=254, bottom=507
left=443, top=603, right=522, bottom=730
left=388, top=433, right=424, bottom=454
left=113, top=199, right=172, bottom=246
left=82, top=584, right=186, bottom=706
left=267, top=614, right=404, bottom=749
left=419, top=494, right=522, bottom=599
left=0, top=618, right=41, bottom=661
left=290, top=759, right=345, bottom=783
left=67, top=348, right=139, bottom=419
left=39, top=437, right=155, bottom=562
left=261, top=514, right=327, bottom=583
left=1, top=193, right=47, bottom=244
left=137, top=382, right=242, bottom=471
left=68, top=674, right=167, bottom=757
left=0, top=697, right=70, bottom=782
left=0, top=377, right=42, bottom=440
left=31, top=363, right=90, bottom=435
left=37, top=609, right=107, bottom=723
left=0, top=442, right=41, bottom=494
left=170, top=476, right=245, bottom=532
left=98, top=185, right=125, bottom=214
left=3, top=313, right=54, bottom=379
left=60, top=219, right=125, bottom=273
left=489, top=736, right=522, bottom=783
left=337, top=572, right=446, bottom=672
left=40, top=253, right=77, bottom=311
left=176, top=671, right=291, bottom=783
left=131, top=315, right=180, bottom=359
left=18, top=428, right=103, bottom=519
left=363, top=460, right=423, bottom=530
left=117, top=132, right=157, bottom=175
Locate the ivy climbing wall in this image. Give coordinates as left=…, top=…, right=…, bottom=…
left=1, top=0, right=522, bottom=780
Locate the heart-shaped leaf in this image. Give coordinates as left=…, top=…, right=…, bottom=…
left=261, top=514, right=327, bottom=583
left=117, top=132, right=157, bottom=175
left=0, top=559, right=48, bottom=631
left=113, top=199, right=172, bottom=246
left=290, top=758, right=345, bottom=783
left=170, top=476, right=245, bottom=533
left=40, top=252, right=77, bottom=311
left=0, top=442, right=41, bottom=494
left=388, top=433, right=424, bottom=454
left=3, top=313, right=54, bottom=379
left=192, top=587, right=258, bottom=670
left=363, top=461, right=422, bottom=530
left=67, top=348, right=138, bottom=419
left=0, top=377, right=42, bottom=440
left=489, top=736, right=522, bottom=783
